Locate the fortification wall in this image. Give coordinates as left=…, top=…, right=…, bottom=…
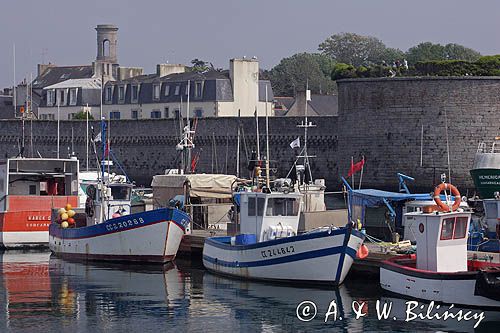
left=1, top=76, right=499, bottom=193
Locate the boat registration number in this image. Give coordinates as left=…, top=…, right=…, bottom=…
left=105, top=217, right=145, bottom=231
left=261, top=245, right=295, bottom=258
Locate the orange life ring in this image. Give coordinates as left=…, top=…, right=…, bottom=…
left=433, top=183, right=461, bottom=212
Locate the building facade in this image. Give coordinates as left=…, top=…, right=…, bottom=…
left=102, top=58, right=274, bottom=120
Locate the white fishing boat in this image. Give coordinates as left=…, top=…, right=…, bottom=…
left=380, top=182, right=500, bottom=308
left=203, top=188, right=366, bottom=285
left=49, top=119, right=190, bottom=263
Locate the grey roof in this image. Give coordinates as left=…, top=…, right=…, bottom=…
left=32, top=65, right=94, bottom=89
left=308, top=94, right=338, bottom=116
left=274, top=96, right=295, bottom=110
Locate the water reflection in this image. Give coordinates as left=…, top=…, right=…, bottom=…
left=0, top=251, right=499, bottom=333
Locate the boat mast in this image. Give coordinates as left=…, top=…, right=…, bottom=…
left=57, top=99, right=60, bottom=159
left=186, top=80, right=191, bottom=173
left=13, top=44, right=16, bottom=119
left=265, top=84, right=270, bottom=189
left=236, top=109, right=240, bottom=177
left=298, top=82, right=315, bottom=184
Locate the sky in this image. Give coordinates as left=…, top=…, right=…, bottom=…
left=1, top=0, right=500, bottom=88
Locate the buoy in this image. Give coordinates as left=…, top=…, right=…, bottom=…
left=58, top=208, right=67, bottom=215
left=61, top=221, right=69, bottom=228
left=67, top=210, right=76, bottom=218
left=67, top=217, right=75, bottom=225
left=356, top=244, right=369, bottom=259
left=65, top=203, right=73, bottom=211
left=61, top=213, right=69, bottom=221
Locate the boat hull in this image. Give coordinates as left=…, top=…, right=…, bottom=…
left=203, top=227, right=365, bottom=285
left=380, top=256, right=500, bottom=308
left=0, top=196, right=78, bottom=248
left=49, top=208, right=189, bottom=263
left=470, top=168, right=500, bottom=199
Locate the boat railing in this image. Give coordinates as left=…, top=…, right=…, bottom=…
left=477, top=140, right=500, bottom=154
left=185, top=202, right=232, bottom=230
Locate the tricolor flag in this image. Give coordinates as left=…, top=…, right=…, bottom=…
left=289, top=137, right=300, bottom=149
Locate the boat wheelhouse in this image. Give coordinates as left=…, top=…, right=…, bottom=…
left=380, top=188, right=500, bottom=308
left=203, top=188, right=366, bottom=285
left=0, top=158, right=79, bottom=248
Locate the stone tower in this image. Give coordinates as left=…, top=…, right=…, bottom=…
left=93, top=24, right=119, bottom=81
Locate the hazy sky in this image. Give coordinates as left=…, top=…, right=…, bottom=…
left=1, top=0, right=500, bottom=88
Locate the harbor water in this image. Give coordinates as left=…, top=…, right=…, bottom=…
left=0, top=251, right=498, bottom=333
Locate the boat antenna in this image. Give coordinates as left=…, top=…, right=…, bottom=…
left=265, top=84, right=270, bottom=189
left=57, top=99, right=60, bottom=158
left=86, top=103, right=89, bottom=171
left=236, top=109, right=241, bottom=177
left=13, top=44, right=16, bottom=119
left=255, top=107, right=260, bottom=161
left=30, top=72, right=34, bottom=157
left=186, top=80, right=191, bottom=173
left=444, top=107, right=451, bottom=184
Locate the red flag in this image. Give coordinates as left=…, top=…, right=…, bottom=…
left=104, top=143, right=109, bottom=157
left=348, top=158, right=365, bottom=177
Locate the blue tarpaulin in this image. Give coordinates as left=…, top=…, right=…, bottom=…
left=350, top=189, right=432, bottom=208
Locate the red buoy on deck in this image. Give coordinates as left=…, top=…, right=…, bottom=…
left=357, top=244, right=369, bottom=259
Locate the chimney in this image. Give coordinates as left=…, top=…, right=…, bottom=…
left=156, top=64, right=185, bottom=77
left=38, top=63, right=55, bottom=77
left=295, top=89, right=307, bottom=116
left=229, top=58, right=259, bottom=116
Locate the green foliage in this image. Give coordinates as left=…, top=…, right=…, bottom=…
left=268, top=53, right=336, bottom=96
left=475, top=55, right=500, bottom=75
left=319, top=32, right=404, bottom=66
left=413, top=60, right=478, bottom=76
left=406, top=42, right=481, bottom=64
left=189, top=58, right=210, bottom=72
left=331, top=63, right=357, bottom=80
left=72, top=111, right=94, bottom=120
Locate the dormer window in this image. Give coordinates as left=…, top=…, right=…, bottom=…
left=195, top=82, right=203, bottom=98
left=47, top=90, right=55, bottom=106
left=57, top=89, right=66, bottom=106
left=118, top=86, right=125, bottom=101
left=131, top=85, right=139, bottom=102
left=164, top=85, right=170, bottom=96
left=174, top=85, right=180, bottom=95
left=153, top=84, right=160, bottom=100
left=69, top=88, right=77, bottom=106
left=106, top=86, right=113, bottom=102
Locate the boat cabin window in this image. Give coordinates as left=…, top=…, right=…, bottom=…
left=266, top=198, right=299, bottom=216
left=440, top=216, right=468, bottom=240
left=248, top=197, right=265, bottom=216
left=110, top=186, right=131, bottom=200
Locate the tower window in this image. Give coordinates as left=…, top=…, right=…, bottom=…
left=131, top=110, right=139, bottom=119
left=174, top=85, right=180, bottom=95
left=164, top=85, right=170, bottom=96
left=103, top=39, right=110, bottom=57
left=164, top=107, right=169, bottom=118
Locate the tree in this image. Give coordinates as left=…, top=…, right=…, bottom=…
left=319, top=32, right=401, bottom=66
left=73, top=111, right=94, bottom=120
left=268, top=53, right=336, bottom=96
left=406, top=42, right=481, bottom=65
left=190, top=58, right=210, bottom=72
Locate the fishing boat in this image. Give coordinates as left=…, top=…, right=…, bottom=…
left=49, top=119, right=190, bottom=263
left=0, top=157, right=79, bottom=248
left=380, top=182, right=500, bottom=308
left=470, top=137, right=500, bottom=199
left=203, top=182, right=366, bottom=285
